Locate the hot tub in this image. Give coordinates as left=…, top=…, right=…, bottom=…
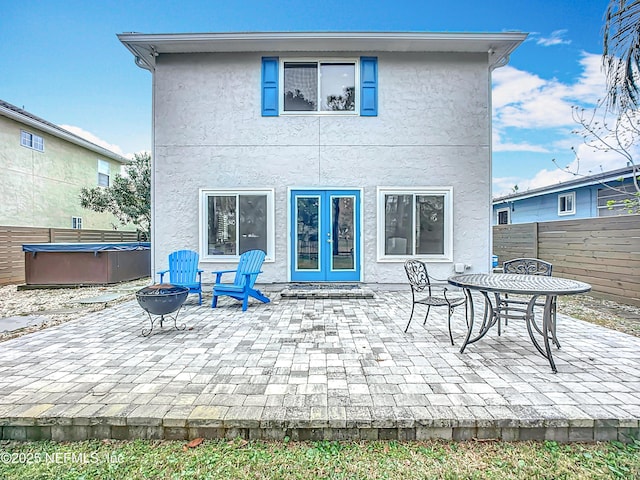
left=22, top=242, right=151, bottom=285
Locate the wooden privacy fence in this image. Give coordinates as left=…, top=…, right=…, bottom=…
left=493, top=215, right=640, bottom=307
left=0, top=226, right=140, bottom=286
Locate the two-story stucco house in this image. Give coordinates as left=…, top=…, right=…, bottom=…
left=492, top=165, right=639, bottom=225
left=119, top=31, right=526, bottom=284
left=0, top=100, right=129, bottom=230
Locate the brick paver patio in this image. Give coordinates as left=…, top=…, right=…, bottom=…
left=0, top=287, right=639, bottom=442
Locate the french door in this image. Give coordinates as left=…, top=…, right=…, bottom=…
left=290, top=190, right=361, bottom=282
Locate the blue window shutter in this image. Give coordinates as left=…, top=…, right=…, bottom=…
left=360, top=56, right=378, bottom=116
left=261, top=57, right=279, bottom=117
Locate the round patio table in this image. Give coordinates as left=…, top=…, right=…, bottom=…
left=448, top=273, right=591, bottom=373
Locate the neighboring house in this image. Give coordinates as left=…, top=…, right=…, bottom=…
left=119, top=31, right=526, bottom=283
left=492, top=165, right=639, bottom=225
left=0, top=99, right=129, bottom=230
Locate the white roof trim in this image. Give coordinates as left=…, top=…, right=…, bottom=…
left=492, top=167, right=636, bottom=204
left=118, top=31, right=527, bottom=71
left=0, top=104, right=128, bottom=163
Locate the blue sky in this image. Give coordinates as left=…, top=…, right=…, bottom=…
left=1, top=0, right=626, bottom=196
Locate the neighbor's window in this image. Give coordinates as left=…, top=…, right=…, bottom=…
left=98, top=160, right=110, bottom=187
left=201, top=189, right=274, bottom=259
left=558, top=192, right=575, bottom=215
left=597, top=184, right=637, bottom=217
left=71, top=217, right=83, bottom=229
left=20, top=130, right=44, bottom=152
left=282, top=60, right=356, bottom=113
left=497, top=208, right=510, bottom=225
left=377, top=187, right=453, bottom=260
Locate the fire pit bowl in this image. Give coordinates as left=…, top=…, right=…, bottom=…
left=136, top=284, right=189, bottom=336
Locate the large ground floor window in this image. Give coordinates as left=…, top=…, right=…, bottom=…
left=200, top=189, right=274, bottom=260
left=377, top=187, right=453, bottom=261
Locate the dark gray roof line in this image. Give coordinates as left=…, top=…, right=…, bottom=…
left=493, top=165, right=636, bottom=203
left=0, top=99, right=128, bottom=163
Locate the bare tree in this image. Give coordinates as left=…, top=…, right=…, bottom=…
left=558, top=1, right=640, bottom=213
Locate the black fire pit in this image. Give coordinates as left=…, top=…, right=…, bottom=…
left=136, top=284, right=189, bottom=336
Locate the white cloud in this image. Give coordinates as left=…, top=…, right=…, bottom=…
left=535, top=29, right=572, bottom=47
left=493, top=141, right=634, bottom=197
left=59, top=125, right=134, bottom=159
left=492, top=53, right=607, bottom=140
left=491, top=51, right=632, bottom=196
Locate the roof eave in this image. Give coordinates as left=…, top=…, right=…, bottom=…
left=0, top=104, right=129, bottom=164
left=117, top=31, right=528, bottom=72
left=492, top=167, right=637, bottom=204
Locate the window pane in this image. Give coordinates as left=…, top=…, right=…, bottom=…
left=208, top=196, right=237, bottom=255
left=416, top=195, right=445, bottom=255
left=33, top=135, right=44, bottom=151
left=384, top=194, right=413, bottom=255
left=320, top=63, right=355, bottom=111
left=238, top=195, right=267, bottom=254
left=21, top=131, right=32, bottom=147
left=296, top=197, right=319, bottom=270
left=332, top=196, right=354, bottom=270
left=98, top=172, right=109, bottom=187
left=284, top=62, right=317, bottom=111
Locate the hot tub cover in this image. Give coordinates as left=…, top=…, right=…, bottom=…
left=22, top=242, right=150, bottom=252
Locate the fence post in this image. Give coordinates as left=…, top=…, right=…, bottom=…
left=533, top=222, right=539, bottom=258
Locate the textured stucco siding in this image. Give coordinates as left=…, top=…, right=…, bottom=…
left=153, top=51, right=492, bottom=283
left=0, top=115, right=126, bottom=230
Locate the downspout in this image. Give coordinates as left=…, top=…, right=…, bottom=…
left=487, top=49, right=512, bottom=270
left=129, top=47, right=156, bottom=282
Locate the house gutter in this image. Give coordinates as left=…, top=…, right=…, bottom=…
left=492, top=167, right=637, bottom=204
left=118, top=31, right=527, bottom=72
left=0, top=104, right=128, bottom=164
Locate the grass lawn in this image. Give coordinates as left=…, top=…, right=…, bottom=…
left=0, top=438, right=639, bottom=479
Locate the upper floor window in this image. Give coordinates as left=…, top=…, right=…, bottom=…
left=262, top=56, right=378, bottom=117
left=98, top=160, right=110, bottom=187
left=283, top=61, right=356, bottom=113
left=71, top=216, right=83, bottom=229
left=558, top=192, right=575, bottom=216
left=377, top=187, right=453, bottom=261
left=20, top=130, right=44, bottom=152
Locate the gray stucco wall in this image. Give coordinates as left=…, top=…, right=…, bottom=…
left=152, top=51, right=492, bottom=283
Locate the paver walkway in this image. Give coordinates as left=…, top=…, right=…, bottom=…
left=0, top=288, right=639, bottom=442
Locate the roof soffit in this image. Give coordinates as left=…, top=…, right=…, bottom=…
left=118, top=31, right=527, bottom=71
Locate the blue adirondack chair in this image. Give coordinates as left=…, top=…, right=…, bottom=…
left=211, top=249, right=270, bottom=311
left=158, top=250, right=203, bottom=305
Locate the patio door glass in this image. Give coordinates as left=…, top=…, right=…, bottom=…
left=291, top=190, right=360, bottom=282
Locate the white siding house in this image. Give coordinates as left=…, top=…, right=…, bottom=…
left=119, top=32, right=526, bottom=284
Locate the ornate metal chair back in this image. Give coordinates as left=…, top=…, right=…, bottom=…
left=503, top=258, right=552, bottom=276
left=404, top=259, right=433, bottom=294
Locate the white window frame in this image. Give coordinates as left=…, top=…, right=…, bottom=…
left=199, top=188, right=275, bottom=262
left=377, top=187, right=453, bottom=262
left=20, top=130, right=44, bottom=152
left=558, top=192, right=576, bottom=216
left=98, top=159, right=110, bottom=187
left=71, top=217, right=83, bottom=229
left=496, top=208, right=510, bottom=225
left=279, top=57, right=360, bottom=115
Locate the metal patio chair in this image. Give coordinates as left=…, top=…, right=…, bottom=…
left=500, top=257, right=559, bottom=347
left=404, top=259, right=466, bottom=345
